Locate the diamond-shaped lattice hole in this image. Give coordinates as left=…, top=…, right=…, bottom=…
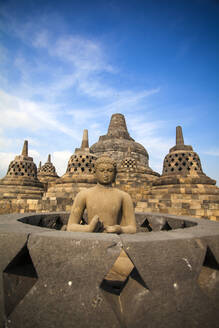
left=141, top=218, right=153, bottom=232
left=100, top=249, right=149, bottom=325
left=198, top=247, right=219, bottom=301
left=100, top=249, right=148, bottom=296
left=3, top=244, right=38, bottom=317
left=161, top=221, right=172, bottom=231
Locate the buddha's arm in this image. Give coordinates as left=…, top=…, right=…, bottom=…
left=67, top=192, right=99, bottom=232
left=120, top=193, right=136, bottom=234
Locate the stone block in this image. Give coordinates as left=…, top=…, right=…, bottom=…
left=1, top=212, right=219, bottom=327
left=8, top=232, right=121, bottom=328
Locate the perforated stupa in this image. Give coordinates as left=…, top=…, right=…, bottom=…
left=38, top=154, right=59, bottom=183
left=64, top=129, right=97, bottom=180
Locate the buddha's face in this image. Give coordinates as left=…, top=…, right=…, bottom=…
left=95, top=163, right=115, bottom=185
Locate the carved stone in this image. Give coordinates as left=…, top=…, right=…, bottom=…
left=0, top=211, right=219, bottom=327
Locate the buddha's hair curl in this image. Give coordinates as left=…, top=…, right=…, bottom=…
left=94, top=156, right=117, bottom=170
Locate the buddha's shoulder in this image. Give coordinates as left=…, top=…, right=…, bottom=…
left=111, top=187, right=132, bottom=199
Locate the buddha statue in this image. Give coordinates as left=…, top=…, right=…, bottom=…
left=66, top=156, right=136, bottom=234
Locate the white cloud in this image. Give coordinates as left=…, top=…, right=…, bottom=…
left=0, top=8, right=166, bottom=177
left=0, top=89, right=79, bottom=139
left=0, top=152, right=16, bottom=178
left=202, top=149, right=219, bottom=156
left=52, top=151, right=72, bottom=176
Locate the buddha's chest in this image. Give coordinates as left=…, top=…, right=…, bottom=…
left=86, top=191, right=122, bottom=224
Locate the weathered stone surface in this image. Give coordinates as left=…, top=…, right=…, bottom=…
left=37, top=154, right=59, bottom=183
left=7, top=232, right=122, bottom=328
left=67, top=155, right=136, bottom=234
left=0, top=212, right=219, bottom=327
left=0, top=116, right=219, bottom=222
left=90, top=114, right=158, bottom=176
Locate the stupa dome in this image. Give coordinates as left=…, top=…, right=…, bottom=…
left=90, top=113, right=153, bottom=170
left=62, top=129, right=97, bottom=182
left=154, top=126, right=215, bottom=186
left=5, top=140, right=39, bottom=183
left=38, top=154, right=59, bottom=183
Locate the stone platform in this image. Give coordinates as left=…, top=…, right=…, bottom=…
left=0, top=212, right=219, bottom=328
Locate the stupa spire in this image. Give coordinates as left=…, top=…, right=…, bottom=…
left=176, top=126, right=184, bottom=146
left=47, top=154, right=51, bottom=163
left=169, top=126, right=193, bottom=153
left=107, top=113, right=132, bottom=139
left=81, top=129, right=89, bottom=149
left=21, top=140, right=28, bottom=156
left=38, top=161, right=42, bottom=170
left=127, top=146, right=132, bottom=157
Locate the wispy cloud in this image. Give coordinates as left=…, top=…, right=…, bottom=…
left=0, top=152, right=16, bottom=177
left=0, top=7, right=167, bottom=177
left=0, top=90, right=78, bottom=138
left=202, top=149, right=219, bottom=156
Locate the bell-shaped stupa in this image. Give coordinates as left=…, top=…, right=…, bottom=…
left=40, top=130, right=97, bottom=212
left=0, top=140, right=44, bottom=214
left=2, top=140, right=43, bottom=185
left=63, top=129, right=97, bottom=181
left=90, top=113, right=158, bottom=177
left=136, top=126, right=219, bottom=221
left=156, top=126, right=215, bottom=185
left=38, top=154, right=59, bottom=183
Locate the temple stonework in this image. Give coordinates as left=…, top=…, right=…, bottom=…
left=0, top=114, right=218, bottom=221
left=0, top=140, right=44, bottom=213
left=136, top=126, right=219, bottom=221
left=38, top=154, right=59, bottom=184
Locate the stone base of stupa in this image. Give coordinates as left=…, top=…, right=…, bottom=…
left=0, top=178, right=45, bottom=214
left=136, top=176, right=219, bottom=221
left=33, top=174, right=97, bottom=212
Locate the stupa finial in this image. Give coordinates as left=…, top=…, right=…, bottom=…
left=81, top=129, right=89, bottom=149
left=38, top=161, right=42, bottom=170
left=21, top=140, right=28, bottom=156
left=47, top=154, right=51, bottom=163
left=127, top=146, right=132, bottom=157
left=169, top=126, right=193, bottom=153
left=107, top=113, right=131, bottom=139
left=176, top=126, right=184, bottom=146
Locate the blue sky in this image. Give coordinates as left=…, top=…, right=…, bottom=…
left=0, top=0, right=218, bottom=183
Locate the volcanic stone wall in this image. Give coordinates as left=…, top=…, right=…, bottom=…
left=0, top=212, right=219, bottom=327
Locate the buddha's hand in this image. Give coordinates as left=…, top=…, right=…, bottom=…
left=104, top=225, right=122, bottom=234
left=88, top=215, right=103, bottom=232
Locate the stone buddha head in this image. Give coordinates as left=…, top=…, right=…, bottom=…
left=94, top=156, right=117, bottom=185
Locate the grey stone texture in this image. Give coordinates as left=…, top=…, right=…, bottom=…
left=90, top=113, right=157, bottom=176
left=0, top=212, right=219, bottom=327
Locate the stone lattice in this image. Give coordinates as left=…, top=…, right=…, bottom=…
left=38, top=155, right=59, bottom=184
left=90, top=113, right=158, bottom=176
left=39, top=155, right=58, bottom=177
left=163, top=151, right=203, bottom=175
left=0, top=118, right=219, bottom=222
left=7, top=160, right=37, bottom=179
left=119, top=157, right=137, bottom=170
left=136, top=126, right=219, bottom=221
left=5, top=141, right=38, bottom=181
left=66, top=153, right=96, bottom=175
left=64, top=129, right=97, bottom=177
left=0, top=140, right=44, bottom=214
